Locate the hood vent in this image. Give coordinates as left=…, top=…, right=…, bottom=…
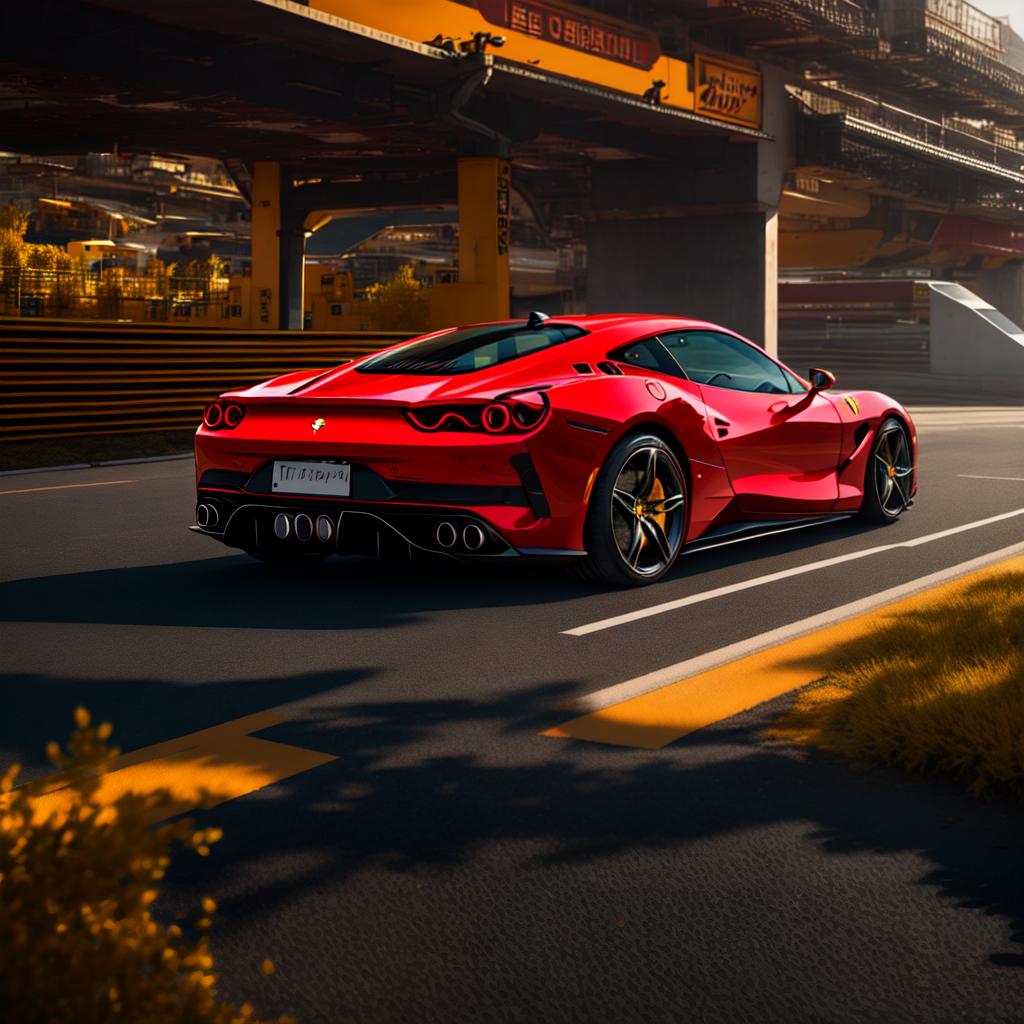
left=572, top=362, right=593, bottom=374
left=596, top=361, right=624, bottom=376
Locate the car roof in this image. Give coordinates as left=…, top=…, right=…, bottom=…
left=549, top=313, right=737, bottom=336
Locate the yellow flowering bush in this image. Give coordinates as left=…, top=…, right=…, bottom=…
left=364, top=263, right=429, bottom=330
left=0, top=708, right=294, bottom=1023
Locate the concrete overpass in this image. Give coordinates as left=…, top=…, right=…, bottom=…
left=3, top=0, right=1024, bottom=347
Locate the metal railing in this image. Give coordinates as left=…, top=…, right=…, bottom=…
left=791, top=85, right=1024, bottom=182
left=0, top=318, right=411, bottom=442
left=0, top=267, right=231, bottom=322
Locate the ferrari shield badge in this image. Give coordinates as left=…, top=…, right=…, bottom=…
left=312, top=417, right=326, bottom=436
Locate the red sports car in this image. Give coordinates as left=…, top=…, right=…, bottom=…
left=193, top=313, right=917, bottom=585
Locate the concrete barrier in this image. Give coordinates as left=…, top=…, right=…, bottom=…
left=928, top=282, right=1024, bottom=398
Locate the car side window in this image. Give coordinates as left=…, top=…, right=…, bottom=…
left=609, top=337, right=686, bottom=378
left=660, top=331, right=791, bottom=395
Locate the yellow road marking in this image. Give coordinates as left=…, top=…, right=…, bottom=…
left=28, top=711, right=336, bottom=825
left=0, top=479, right=133, bottom=496
left=544, top=555, right=1024, bottom=749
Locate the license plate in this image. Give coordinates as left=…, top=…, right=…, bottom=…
left=271, top=460, right=351, bottom=497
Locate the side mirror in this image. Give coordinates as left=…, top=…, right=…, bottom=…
left=809, top=367, right=836, bottom=392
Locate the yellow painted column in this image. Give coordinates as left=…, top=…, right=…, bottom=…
left=456, top=155, right=511, bottom=321
left=250, top=161, right=281, bottom=328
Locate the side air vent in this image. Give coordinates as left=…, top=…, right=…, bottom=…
left=572, top=362, right=593, bottom=374
left=713, top=416, right=730, bottom=439
left=853, top=422, right=871, bottom=448
left=596, top=361, right=624, bottom=376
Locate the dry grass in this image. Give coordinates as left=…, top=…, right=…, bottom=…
left=771, top=570, right=1024, bottom=797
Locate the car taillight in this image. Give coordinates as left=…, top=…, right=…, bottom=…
left=405, top=391, right=550, bottom=435
left=203, top=401, right=245, bottom=430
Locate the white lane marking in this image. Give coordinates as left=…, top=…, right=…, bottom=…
left=563, top=507, right=1024, bottom=636
left=908, top=406, right=1024, bottom=412
left=0, top=479, right=133, bottom=497
left=564, top=541, right=1024, bottom=712
left=918, top=424, right=1024, bottom=431
left=958, top=475, right=1024, bottom=482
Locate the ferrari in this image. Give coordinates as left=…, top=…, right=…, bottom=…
left=192, top=312, right=917, bottom=586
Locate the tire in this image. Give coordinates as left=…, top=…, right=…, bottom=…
left=579, top=432, right=688, bottom=586
left=859, top=416, right=913, bottom=524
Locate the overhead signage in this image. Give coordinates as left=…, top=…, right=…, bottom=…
left=476, top=0, right=661, bottom=70
left=694, top=53, right=762, bottom=130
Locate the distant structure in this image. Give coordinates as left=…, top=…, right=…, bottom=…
left=1, top=0, right=1023, bottom=340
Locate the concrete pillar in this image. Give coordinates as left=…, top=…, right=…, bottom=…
left=250, top=160, right=306, bottom=330
left=974, top=263, right=1024, bottom=331
left=586, top=210, right=776, bottom=348
left=250, top=161, right=281, bottom=329
left=279, top=225, right=306, bottom=331
left=458, top=156, right=511, bottom=300
left=585, top=66, right=790, bottom=355
left=430, top=156, right=511, bottom=327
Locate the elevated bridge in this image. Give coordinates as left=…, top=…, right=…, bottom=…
left=3, top=0, right=1024, bottom=349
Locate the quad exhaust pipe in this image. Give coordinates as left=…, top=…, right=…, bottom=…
left=293, top=514, right=314, bottom=543
left=264, top=511, right=488, bottom=553
left=434, top=520, right=486, bottom=552
left=462, top=524, right=485, bottom=551
left=196, top=503, right=220, bottom=529
left=435, top=521, right=458, bottom=549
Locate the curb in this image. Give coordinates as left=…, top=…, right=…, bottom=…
left=0, top=452, right=193, bottom=477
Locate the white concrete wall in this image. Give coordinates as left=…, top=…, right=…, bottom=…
left=929, top=282, right=1024, bottom=397
left=974, top=264, right=1024, bottom=331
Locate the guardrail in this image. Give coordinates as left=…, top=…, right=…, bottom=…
left=0, top=319, right=411, bottom=442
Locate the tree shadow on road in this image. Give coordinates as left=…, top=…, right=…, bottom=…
left=4, top=663, right=1023, bottom=1020
left=175, top=686, right=1024, bottom=972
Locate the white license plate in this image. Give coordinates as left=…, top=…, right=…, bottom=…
left=271, top=460, right=351, bottom=497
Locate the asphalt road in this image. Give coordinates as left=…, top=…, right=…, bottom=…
left=3, top=411, right=1024, bottom=1023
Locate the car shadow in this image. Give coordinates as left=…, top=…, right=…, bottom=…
left=0, top=518, right=889, bottom=631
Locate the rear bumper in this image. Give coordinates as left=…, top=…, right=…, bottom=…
left=192, top=491, right=585, bottom=561
left=194, top=420, right=602, bottom=553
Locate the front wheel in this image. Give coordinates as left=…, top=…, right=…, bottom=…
left=859, top=417, right=913, bottom=523
left=580, top=433, right=688, bottom=586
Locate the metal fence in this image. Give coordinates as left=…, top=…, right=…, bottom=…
left=0, top=318, right=410, bottom=442
left=0, top=267, right=231, bottom=322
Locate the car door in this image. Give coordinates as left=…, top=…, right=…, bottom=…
left=659, top=330, right=843, bottom=515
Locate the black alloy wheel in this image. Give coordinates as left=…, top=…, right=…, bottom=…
left=581, top=433, right=688, bottom=586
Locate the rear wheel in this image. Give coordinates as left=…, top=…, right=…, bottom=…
left=859, top=417, right=913, bottom=523
left=580, top=433, right=687, bottom=586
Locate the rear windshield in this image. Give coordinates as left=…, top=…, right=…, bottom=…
left=356, top=322, right=587, bottom=375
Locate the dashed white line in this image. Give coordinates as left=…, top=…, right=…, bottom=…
left=563, top=507, right=1024, bottom=636
left=958, top=475, right=1024, bottom=483
left=0, top=479, right=134, bottom=497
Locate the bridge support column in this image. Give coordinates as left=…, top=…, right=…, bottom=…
left=585, top=66, right=788, bottom=354
left=430, top=156, right=511, bottom=327
left=251, top=161, right=281, bottom=329
left=279, top=225, right=306, bottom=331
left=250, top=161, right=306, bottom=330
left=587, top=209, right=778, bottom=351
